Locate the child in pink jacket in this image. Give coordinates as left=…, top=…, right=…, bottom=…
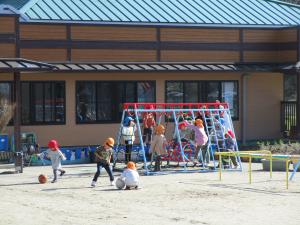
left=185, top=119, right=208, bottom=164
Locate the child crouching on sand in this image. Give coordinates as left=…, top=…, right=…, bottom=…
left=91, top=137, right=115, bottom=187
left=39, top=139, right=66, bottom=183
left=116, top=161, right=139, bottom=190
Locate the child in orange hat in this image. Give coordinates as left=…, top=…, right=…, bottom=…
left=116, top=161, right=140, bottom=190
left=185, top=119, right=208, bottom=164
left=91, top=137, right=115, bottom=187
left=39, top=139, right=66, bottom=183
left=149, top=124, right=168, bottom=171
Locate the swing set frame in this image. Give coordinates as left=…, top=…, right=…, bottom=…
left=113, top=102, right=242, bottom=175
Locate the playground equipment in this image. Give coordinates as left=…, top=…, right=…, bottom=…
left=215, top=150, right=300, bottom=189
left=113, top=102, right=242, bottom=175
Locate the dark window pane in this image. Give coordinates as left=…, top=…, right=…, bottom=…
left=77, top=82, right=96, bottom=122
left=45, top=83, right=55, bottom=122
left=166, top=82, right=183, bottom=103
left=21, top=83, right=30, bottom=124
left=125, top=83, right=135, bottom=102
left=137, top=82, right=155, bottom=103
left=222, top=82, right=238, bottom=118
left=76, top=81, right=156, bottom=123
left=184, top=82, right=198, bottom=102
left=55, top=83, right=65, bottom=122
left=33, top=83, right=44, bottom=122
left=284, top=74, right=297, bottom=101
left=21, top=82, right=65, bottom=125
left=207, top=82, right=220, bottom=103
left=97, top=83, right=112, bottom=121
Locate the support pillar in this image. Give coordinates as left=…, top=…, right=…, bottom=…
left=13, top=72, right=22, bottom=173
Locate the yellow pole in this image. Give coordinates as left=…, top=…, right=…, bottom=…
left=249, top=156, right=252, bottom=184
left=286, top=159, right=289, bottom=190
left=219, top=154, right=222, bottom=181
left=270, top=154, right=272, bottom=179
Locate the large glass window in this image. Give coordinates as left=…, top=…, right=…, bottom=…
left=166, top=80, right=239, bottom=119
left=21, top=81, right=65, bottom=125
left=76, top=81, right=156, bottom=123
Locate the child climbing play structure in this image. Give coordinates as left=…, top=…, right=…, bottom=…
left=113, top=102, right=242, bottom=175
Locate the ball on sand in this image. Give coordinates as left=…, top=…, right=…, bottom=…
left=116, top=177, right=125, bottom=190
left=38, top=174, right=48, bottom=184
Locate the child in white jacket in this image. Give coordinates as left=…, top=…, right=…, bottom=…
left=117, top=161, right=139, bottom=190
left=39, top=139, right=66, bottom=183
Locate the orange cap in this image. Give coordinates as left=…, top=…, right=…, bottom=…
left=127, top=161, right=136, bottom=170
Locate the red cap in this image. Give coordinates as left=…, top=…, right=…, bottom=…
left=227, top=130, right=235, bottom=139
left=48, top=139, right=59, bottom=151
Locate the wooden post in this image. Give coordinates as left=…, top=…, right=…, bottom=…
left=13, top=72, right=22, bottom=173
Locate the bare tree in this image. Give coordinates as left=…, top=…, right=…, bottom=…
left=0, top=93, right=14, bottom=133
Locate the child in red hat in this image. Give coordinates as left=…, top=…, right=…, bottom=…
left=39, top=139, right=66, bottom=183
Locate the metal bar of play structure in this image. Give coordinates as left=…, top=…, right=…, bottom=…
left=215, top=151, right=298, bottom=189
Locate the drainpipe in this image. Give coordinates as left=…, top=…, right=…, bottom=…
left=297, top=26, right=300, bottom=138
left=242, top=73, right=250, bottom=145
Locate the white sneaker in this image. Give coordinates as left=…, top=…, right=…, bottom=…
left=110, top=180, right=115, bottom=186
left=91, top=181, right=96, bottom=187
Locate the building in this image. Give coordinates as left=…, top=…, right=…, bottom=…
left=0, top=0, right=299, bottom=148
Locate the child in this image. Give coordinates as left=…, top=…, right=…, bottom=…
left=149, top=124, right=168, bottom=171
left=223, top=131, right=238, bottom=169
left=122, top=117, right=136, bottom=163
left=40, top=140, right=66, bottom=183
left=117, top=161, right=139, bottom=190
left=142, top=112, right=156, bottom=146
left=185, top=119, right=208, bottom=164
left=175, top=122, right=192, bottom=143
left=91, top=137, right=115, bottom=187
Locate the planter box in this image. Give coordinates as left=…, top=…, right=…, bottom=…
left=261, top=159, right=290, bottom=171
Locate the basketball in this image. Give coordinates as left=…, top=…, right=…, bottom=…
left=38, top=174, right=48, bottom=184
left=116, top=177, right=126, bottom=190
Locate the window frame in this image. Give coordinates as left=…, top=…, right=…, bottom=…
left=76, top=80, right=156, bottom=124
left=21, top=81, right=66, bottom=126
left=165, top=80, right=239, bottom=120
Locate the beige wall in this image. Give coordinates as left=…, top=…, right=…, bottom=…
left=1, top=72, right=283, bottom=146
left=246, top=73, right=283, bottom=139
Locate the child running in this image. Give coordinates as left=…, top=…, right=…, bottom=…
left=117, top=161, right=139, bottom=190
left=39, top=139, right=66, bottom=183
left=91, top=137, right=115, bottom=187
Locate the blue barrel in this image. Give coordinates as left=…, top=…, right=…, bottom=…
left=0, top=134, right=9, bottom=151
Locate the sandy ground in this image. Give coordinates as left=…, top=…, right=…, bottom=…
left=0, top=163, right=300, bottom=225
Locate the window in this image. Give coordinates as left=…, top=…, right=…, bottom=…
left=76, top=81, right=156, bottom=123
left=284, top=74, right=297, bottom=101
left=21, top=81, right=65, bottom=125
left=166, top=81, right=239, bottom=119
